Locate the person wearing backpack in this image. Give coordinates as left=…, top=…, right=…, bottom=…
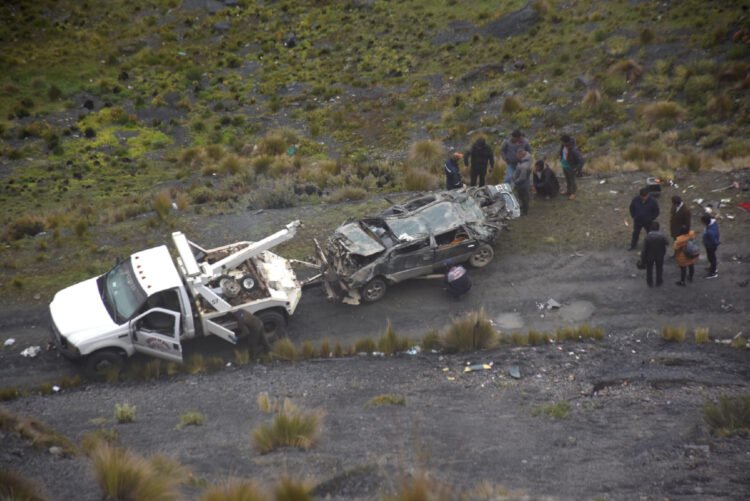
left=673, top=225, right=699, bottom=286
left=701, top=213, right=720, bottom=279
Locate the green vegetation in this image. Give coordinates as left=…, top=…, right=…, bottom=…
left=252, top=399, right=322, bottom=454
left=367, top=394, right=407, bottom=407
left=177, top=411, right=206, bottom=429
left=531, top=401, right=571, bottom=419
left=704, top=395, right=750, bottom=437
left=0, top=469, right=49, bottom=501
left=114, top=403, right=136, bottom=424
left=199, top=479, right=268, bottom=501
left=442, top=308, right=498, bottom=353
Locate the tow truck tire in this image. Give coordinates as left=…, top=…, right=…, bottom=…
left=468, top=245, right=494, bottom=268
left=361, top=277, right=387, bottom=303
left=256, top=310, right=288, bottom=345
left=84, top=349, right=124, bottom=381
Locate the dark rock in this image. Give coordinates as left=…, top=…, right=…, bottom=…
left=575, top=76, right=593, bottom=89
left=212, top=21, right=231, bottom=33
left=83, top=99, right=94, bottom=110
left=483, top=4, right=540, bottom=39
left=118, top=70, right=129, bottom=81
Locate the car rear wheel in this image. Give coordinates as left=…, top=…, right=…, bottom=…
left=361, top=277, right=387, bottom=303
left=84, top=349, right=124, bottom=381
left=256, top=310, right=288, bottom=345
left=468, top=245, right=494, bottom=268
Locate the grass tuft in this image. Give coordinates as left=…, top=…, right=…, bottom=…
left=661, top=326, right=687, bottom=342
left=199, top=478, right=268, bottom=501
left=704, top=394, right=750, bottom=437
left=502, top=95, right=523, bottom=114
left=252, top=400, right=322, bottom=454
left=0, top=408, right=77, bottom=455
left=273, top=476, right=312, bottom=501
left=640, top=101, right=686, bottom=125
left=81, top=428, right=120, bottom=455
left=378, top=321, right=410, bottom=355
left=0, top=469, right=49, bottom=501
left=531, top=401, right=570, bottom=419
left=114, top=403, right=136, bottom=424
left=694, top=327, right=710, bottom=344
left=271, top=338, right=297, bottom=361
left=407, top=140, right=444, bottom=172
left=367, top=394, right=406, bottom=407
left=177, top=411, right=206, bottom=429
left=442, top=309, right=497, bottom=353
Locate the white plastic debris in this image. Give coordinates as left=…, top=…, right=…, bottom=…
left=3, top=338, right=15, bottom=347
left=21, top=346, right=41, bottom=358
left=546, top=299, right=561, bottom=309
left=599, top=179, right=606, bottom=184
left=406, top=346, right=421, bottom=355
left=52, top=385, right=60, bottom=393
left=693, top=198, right=703, bottom=205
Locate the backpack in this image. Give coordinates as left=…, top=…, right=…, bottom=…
left=684, top=238, right=700, bottom=259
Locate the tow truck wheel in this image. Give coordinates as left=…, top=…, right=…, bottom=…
left=84, top=349, right=124, bottom=381
left=361, top=277, right=387, bottom=303
left=256, top=310, right=287, bottom=345
left=468, top=245, right=494, bottom=268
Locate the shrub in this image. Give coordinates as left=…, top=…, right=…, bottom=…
left=354, top=338, right=376, bottom=354
left=90, top=443, right=181, bottom=501
left=421, top=329, right=442, bottom=351
left=367, top=394, right=406, bottom=407
left=318, top=339, right=331, bottom=358
left=608, top=59, right=643, bottom=82
left=386, top=472, right=454, bottom=501
left=556, top=326, right=576, bottom=342
left=442, top=309, right=497, bottom=353
left=273, top=476, right=312, bottom=501
left=81, top=428, right=120, bottom=454
left=5, top=215, right=46, bottom=240
left=177, top=411, right=205, bottom=429
left=0, top=387, right=21, bottom=401
left=48, top=84, right=63, bottom=101
left=0, top=408, right=77, bottom=454
left=407, top=140, right=444, bottom=172
left=115, top=403, right=136, bottom=424
left=531, top=0, right=551, bottom=15
left=661, top=326, right=686, bottom=342
left=684, top=75, right=716, bottom=104
left=378, top=321, right=410, bottom=355
left=252, top=400, right=322, bottom=454
left=219, top=154, right=246, bottom=175
left=694, top=327, right=710, bottom=344
left=403, top=167, right=439, bottom=191
left=502, top=95, right=523, bottom=114
left=0, top=470, right=48, bottom=501
left=531, top=401, right=570, bottom=419
left=581, top=89, right=603, bottom=108
left=152, top=190, right=172, bottom=220
left=706, top=93, right=733, bottom=118
left=252, top=179, right=296, bottom=209
left=640, top=101, right=686, bottom=125
left=200, top=479, right=268, bottom=501
left=327, top=186, right=368, bottom=202
left=640, top=27, right=655, bottom=45
left=704, top=395, right=750, bottom=437
left=271, top=338, right=297, bottom=361
left=257, top=132, right=288, bottom=156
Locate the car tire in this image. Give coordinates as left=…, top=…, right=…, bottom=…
left=84, top=349, right=124, bottom=381
left=361, top=277, right=387, bottom=303
left=256, top=310, right=288, bottom=345
left=468, top=245, right=494, bottom=268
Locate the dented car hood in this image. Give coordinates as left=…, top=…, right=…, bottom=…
left=332, top=222, right=385, bottom=257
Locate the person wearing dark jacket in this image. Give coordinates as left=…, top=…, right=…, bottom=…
left=560, top=135, right=584, bottom=200
left=669, top=195, right=691, bottom=240
left=444, top=264, right=472, bottom=298
left=629, top=187, right=660, bottom=250
left=500, top=130, right=532, bottom=184
left=444, top=151, right=463, bottom=190
left=533, top=160, right=559, bottom=199
left=640, top=221, right=669, bottom=287
left=701, top=213, right=720, bottom=279
left=464, top=137, right=494, bottom=187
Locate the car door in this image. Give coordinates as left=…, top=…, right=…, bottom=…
left=433, top=226, right=479, bottom=268
left=386, top=236, right=435, bottom=283
left=130, top=307, right=183, bottom=363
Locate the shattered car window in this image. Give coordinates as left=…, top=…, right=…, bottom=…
left=385, top=217, right=429, bottom=241
left=419, top=202, right=463, bottom=234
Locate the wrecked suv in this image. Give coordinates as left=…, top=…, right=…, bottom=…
left=316, top=184, right=520, bottom=304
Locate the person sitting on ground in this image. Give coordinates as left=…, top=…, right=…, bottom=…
left=532, top=160, right=560, bottom=199
left=445, top=264, right=472, bottom=298
left=444, top=151, right=464, bottom=190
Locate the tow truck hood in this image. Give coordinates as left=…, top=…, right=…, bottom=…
left=49, top=276, right=119, bottom=346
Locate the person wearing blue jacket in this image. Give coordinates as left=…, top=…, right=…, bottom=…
left=629, top=187, right=660, bottom=250
left=444, top=152, right=464, bottom=190
left=701, top=213, right=720, bottom=279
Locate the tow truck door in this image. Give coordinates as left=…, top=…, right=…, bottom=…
left=129, top=308, right=183, bottom=363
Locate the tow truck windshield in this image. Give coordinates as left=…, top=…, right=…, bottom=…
left=98, top=259, right=147, bottom=324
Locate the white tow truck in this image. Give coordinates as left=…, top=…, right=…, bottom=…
left=49, top=221, right=302, bottom=378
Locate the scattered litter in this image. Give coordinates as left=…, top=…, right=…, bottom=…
left=720, top=299, right=734, bottom=312
left=398, top=233, right=414, bottom=242
left=624, top=219, right=629, bottom=227
left=599, top=179, right=606, bottom=184
left=509, top=366, right=521, bottom=379
left=442, top=367, right=450, bottom=372
left=546, top=299, right=561, bottom=309
left=687, top=185, right=695, bottom=189
left=464, top=362, right=493, bottom=373
left=52, top=385, right=60, bottom=393
left=727, top=214, right=735, bottom=220
left=3, top=338, right=15, bottom=347
left=447, top=376, right=456, bottom=381
left=710, top=184, right=737, bottom=192
left=406, top=346, right=421, bottom=355
left=21, top=346, right=41, bottom=358
left=721, top=198, right=732, bottom=204
left=609, top=190, right=618, bottom=194
left=693, top=198, right=703, bottom=205
left=738, top=202, right=750, bottom=212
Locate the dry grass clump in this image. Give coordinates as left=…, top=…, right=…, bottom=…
left=5, top=214, right=46, bottom=241
left=384, top=472, right=454, bottom=501
left=114, top=403, right=136, bottom=424
left=0, top=408, right=77, bottom=455
left=152, top=189, right=173, bottom=220
left=421, top=329, right=442, bottom=352
left=81, top=428, right=120, bottom=454
left=502, top=95, right=523, bottom=114
left=694, top=327, right=710, bottom=344
left=639, top=101, right=687, bottom=125
left=177, top=411, right=205, bottom=429
left=704, top=394, right=750, bottom=437
left=581, top=89, right=603, bottom=108
left=200, top=478, right=268, bottom=501
left=378, top=321, right=410, bottom=355
left=0, top=469, right=49, bottom=501
left=252, top=399, right=323, bottom=454
left=299, top=341, right=316, bottom=360
left=273, top=476, right=312, bottom=501
left=442, top=309, right=497, bottom=353
left=354, top=338, right=377, bottom=354
left=0, top=387, right=21, bottom=401
left=661, top=326, right=687, bottom=342
left=234, top=349, right=251, bottom=365
left=407, top=140, right=444, bottom=171
left=90, top=443, right=182, bottom=501
left=608, top=58, right=644, bottom=82
left=187, top=354, right=207, bottom=374
left=367, top=394, right=406, bottom=407
left=706, top=93, right=734, bottom=118
left=531, top=0, right=551, bottom=15
left=318, top=338, right=332, bottom=358
left=531, top=401, right=570, bottom=419
left=327, top=186, right=368, bottom=202
left=403, top=167, right=440, bottom=191
left=527, top=329, right=551, bottom=346
left=271, top=338, right=297, bottom=361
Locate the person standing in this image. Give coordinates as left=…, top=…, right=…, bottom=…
left=640, top=221, right=669, bottom=287
left=512, top=149, right=532, bottom=216
left=673, top=225, right=698, bottom=286
left=559, top=135, right=584, bottom=200
left=533, top=160, right=560, bottom=199
left=629, top=187, right=660, bottom=250
left=500, top=130, right=531, bottom=184
left=669, top=195, right=691, bottom=241
left=463, top=137, right=494, bottom=187
left=444, top=151, right=463, bottom=190
left=701, top=213, right=720, bottom=279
